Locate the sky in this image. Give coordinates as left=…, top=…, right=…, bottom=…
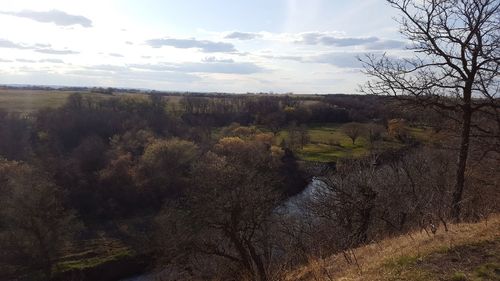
left=0, top=0, right=407, bottom=94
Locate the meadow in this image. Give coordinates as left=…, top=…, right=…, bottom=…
left=0, top=89, right=151, bottom=113
left=276, top=124, right=407, bottom=162
left=0, top=89, right=72, bottom=113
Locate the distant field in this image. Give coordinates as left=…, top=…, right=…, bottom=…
left=0, top=89, right=72, bottom=113
left=0, top=89, right=154, bottom=114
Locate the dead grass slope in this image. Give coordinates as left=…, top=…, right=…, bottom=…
left=288, top=214, right=500, bottom=281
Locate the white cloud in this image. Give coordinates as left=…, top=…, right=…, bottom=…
left=35, top=48, right=79, bottom=55
left=146, top=38, right=237, bottom=53
left=130, top=60, right=265, bottom=75
left=0, top=9, right=92, bottom=27
left=225, top=32, right=262, bottom=40
left=296, top=32, right=407, bottom=49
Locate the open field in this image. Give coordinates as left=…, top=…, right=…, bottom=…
left=288, top=214, right=500, bottom=281
left=0, top=89, right=72, bottom=113
left=0, top=89, right=154, bottom=114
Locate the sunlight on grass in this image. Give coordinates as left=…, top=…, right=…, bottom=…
left=279, top=124, right=375, bottom=162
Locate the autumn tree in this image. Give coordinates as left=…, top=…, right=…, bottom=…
left=361, top=0, right=500, bottom=221
left=387, top=119, right=409, bottom=141
left=135, top=138, right=199, bottom=205
left=0, top=160, right=80, bottom=280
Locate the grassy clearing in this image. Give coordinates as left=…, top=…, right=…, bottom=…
left=277, top=124, right=404, bottom=162
left=276, top=124, right=371, bottom=162
left=287, top=214, right=500, bottom=281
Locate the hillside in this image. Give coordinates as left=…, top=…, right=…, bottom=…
left=288, top=215, right=500, bottom=281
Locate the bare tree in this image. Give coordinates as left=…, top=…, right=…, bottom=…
left=341, top=123, right=363, bottom=145
left=154, top=137, right=285, bottom=281
left=365, top=123, right=386, bottom=148
left=298, top=125, right=311, bottom=149
left=361, top=0, right=500, bottom=221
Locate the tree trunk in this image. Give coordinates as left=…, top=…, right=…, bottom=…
left=246, top=240, right=268, bottom=281
left=226, top=229, right=255, bottom=279
left=451, top=97, right=472, bottom=222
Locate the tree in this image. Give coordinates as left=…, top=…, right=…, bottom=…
left=387, top=119, right=409, bottom=142
left=361, top=0, right=499, bottom=221
left=0, top=111, right=32, bottom=161
left=154, top=137, right=284, bottom=281
left=135, top=138, right=198, bottom=205
left=298, top=125, right=311, bottom=149
left=341, top=122, right=363, bottom=145
left=0, top=160, right=80, bottom=280
left=365, top=123, right=386, bottom=148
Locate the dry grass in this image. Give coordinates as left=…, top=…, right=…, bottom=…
left=287, top=214, right=500, bottom=281
left=0, top=89, right=72, bottom=113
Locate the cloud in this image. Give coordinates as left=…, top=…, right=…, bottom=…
left=225, top=32, right=262, bottom=40
left=202, top=56, right=234, bottom=63
left=298, top=32, right=378, bottom=46
left=35, top=48, right=79, bottom=55
left=109, top=53, right=124, bottom=57
left=89, top=64, right=129, bottom=72
left=308, top=52, right=364, bottom=68
left=0, top=38, right=79, bottom=55
left=34, top=43, right=52, bottom=48
left=0, top=9, right=92, bottom=27
left=146, top=38, right=236, bottom=53
left=266, top=52, right=367, bottom=68
left=0, top=38, right=30, bottom=49
left=262, top=54, right=304, bottom=62
left=365, top=39, right=408, bottom=50
left=16, top=59, right=37, bottom=63
left=0, top=58, right=13, bottom=62
left=296, top=32, right=406, bottom=50
left=70, top=65, right=200, bottom=83
left=39, top=58, right=64, bottom=63
left=178, top=62, right=264, bottom=74
left=13, top=58, right=65, bottom=64
left=130, top=59, right=264, bottom=75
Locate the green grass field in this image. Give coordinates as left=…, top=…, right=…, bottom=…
left=277, top=124, right=404, bottom=162
left=220, top=123, right=408, bottom=163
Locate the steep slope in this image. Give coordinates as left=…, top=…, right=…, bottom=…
left=288, top=215, right=500, bottom=281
